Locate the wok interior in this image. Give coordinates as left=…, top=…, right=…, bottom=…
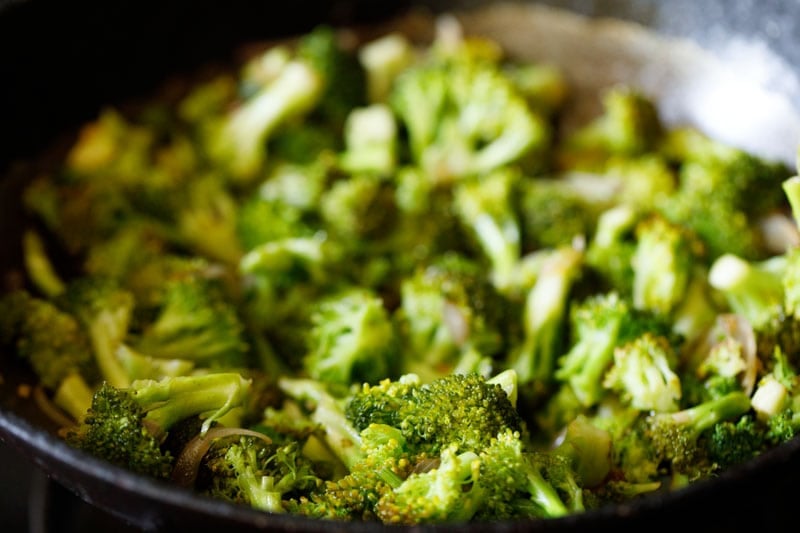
left=1, top=0, right=800, bottom=530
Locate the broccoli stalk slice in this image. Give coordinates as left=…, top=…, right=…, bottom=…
left=338, top=104, right=397, bottom=175
left=708, top=253, right=787, bottom=330
left=509, top=246, right=583, bottom=385
left=358, top=32, right=415, bottom=104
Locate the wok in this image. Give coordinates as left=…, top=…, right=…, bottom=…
left=1, top=0, right=800, bottom=530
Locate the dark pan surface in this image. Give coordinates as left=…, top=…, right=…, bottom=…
left=1, top=1, right=800, bottom=530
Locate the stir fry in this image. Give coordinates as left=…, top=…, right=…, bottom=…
left=2, top=17, right=800, bottom=525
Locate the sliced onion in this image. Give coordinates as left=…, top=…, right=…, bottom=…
left=443, top=301, right=469, bottom=345
left=171, top=427, right=271, bottom=487
left=32, top=386, right=77, bottom=430
left=758, top=212, right=800, bottom=255
left=722, top=314, right=759, bottom=396
left=684, top=314, right=758, bottom=396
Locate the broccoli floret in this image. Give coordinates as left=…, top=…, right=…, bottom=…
left=465, top=429, right=584, bottom=521
left=0, top=290, right=97, bottom=420
left=296, top=25, right=368, bottom=135
left=0, top=290, right=95, bottom=390
left=661, top=127, right=792, bottom=220
left=66, top=373, right=251, bottom=479
left=519, top=177, right=597, bottom=251
left=292, top=423, right=412, bottom=521
left=658, top=127, right=793, bottom=261
left=302, top=287, right=398, bottom=386
left=319, top=174, right=398, bottom=244
left=585, top=204, right=640, bottom=297
left=375, top=444, right=480, bottom=524
left=58, top=276, right=136, bottom=389
left=390, top=55, right=548, bottom=181
left=554, top=292, right=668, bottom=408
left=645, top=391, right=751, bottom=477
left=630, top=214, right=696, bottom=317
left=238, top=233, right=336, bottom=357
left=603, top=333, right=682, bottom=413
left=135, top=275, right=248, bottom=369
left=453, top=169, right=523, bottom=292
left=507, top=246, right=583, bottom=389
left=210, top=59, right=323, bottom=182
left=174, top=174, right=244, bottom=266
left=199, top=435, right=322, bottom=513
left=393, top=253, right=507, bottom=381
left=345, top=373, right=523, bottom=456
left=505, top=62, right=569, bottom=117
left=706, top=414, right=766, bottom=470
left=559, top=87, right=664, bottom=169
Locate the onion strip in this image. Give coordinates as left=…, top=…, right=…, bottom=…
left=171, top=427, right=272, bottom=487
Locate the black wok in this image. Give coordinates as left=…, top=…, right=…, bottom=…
left=1, top=0, right=800, bottom=530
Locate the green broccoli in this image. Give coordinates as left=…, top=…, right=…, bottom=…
left=345, top=372, right=523, bottom=457
left=630, top=214, right=696, bottom=316
left=210, top=60, right=323, bottom=182
left=658, top=127, right=793, bottom=261
left=302, top=287, right=398, bottom=386
left=338, top=104, right=398, bottom=175
left=559, top=87, right=664, bottom=170
left=708, top=252, right=787, bottom=330
left=66, top=373, right=251, bottom=479
left=554, top=292, right=671, bottom=408
left=585, top=204, right=640, bottom=297
left=198, top=435, right=323, bottom=513
left=507, top=246, right=584, bottom=389
left=393, top=253, right=507, bottom=381
left=603, top=333, right=682, bottom=413
left=519, top=177, right=598, bottom=251
left=58, top=276, right=136, bottom=389
left=296, top=25, right=368, bottom=135
left=135, top=276, right=248, bottom=369
left=453, top=169, right=523, bottom=292
left=645, top=391, right=751, bottom=477
left=0, top=290, right=97, bottom=420
left=390, top=55, right=548, bottom=182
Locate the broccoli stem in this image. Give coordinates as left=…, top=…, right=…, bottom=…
left=132, top=373, right=251, bottom=436
left=664, top=391, right=751, bottom=434
left=525, top=461, right=569, bottom=518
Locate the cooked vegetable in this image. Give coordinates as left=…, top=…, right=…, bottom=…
left=2, top=14, right=799, bottom=527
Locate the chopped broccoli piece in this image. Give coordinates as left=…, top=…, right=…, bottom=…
left=66, top=373, right=251, bottom=478
left=303, top=287, right=398, bottom=386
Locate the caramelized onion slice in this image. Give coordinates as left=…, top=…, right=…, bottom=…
left=171, top=427, right=271, bottom=487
